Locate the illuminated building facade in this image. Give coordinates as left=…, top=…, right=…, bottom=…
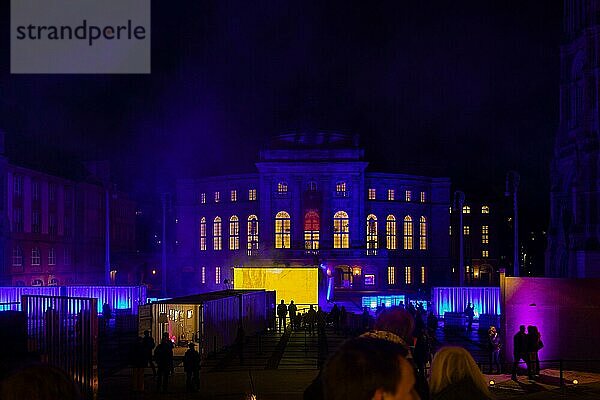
left=0, top=132, right=136, bottom=286
left=175, top=132, right=450, bottom=304
left=547, top=0, right=600, bottom=277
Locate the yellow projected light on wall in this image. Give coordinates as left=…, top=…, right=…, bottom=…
left=234, top=267, right=319, bottom=305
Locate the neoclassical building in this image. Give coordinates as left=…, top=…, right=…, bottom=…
left=175, top=133, right=450, bottom=306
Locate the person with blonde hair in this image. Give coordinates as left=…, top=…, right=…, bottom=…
left=429, top=346, right=493, bottom=400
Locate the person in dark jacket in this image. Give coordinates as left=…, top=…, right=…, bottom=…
left=487, top=326, right=501, bottom=374
left=277, top=300, right=288, bottom=332
left=511, top=325, right=528, bottom=380
left=306, top=305, right=317, bottom=335
left=526, top=325, right=543, bottom=379
left=154, top=335, right=174, bottom=392
left=183, top=343, right=201, bottom=392
left=330, top=304, right=340, bottom=333
left=429, top=346, right=493, bottom=400
left=142, top=330, right=156, bottom=377
left=288, top=300, right=298, bottom=331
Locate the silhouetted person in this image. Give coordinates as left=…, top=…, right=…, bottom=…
left=526, top=325, right=543, bottom=379
left=130, top=336, right=147, bottom=394
left=361, top=307, right=371, bottom=332
left=234, top=324, right=245, bottom=365
left=330, top=304, right=340, bottom=333
left=102, top=303, right=112, bottom=328
left=316, top=306, right=327, bottom=336
left=464, top=303, right=474, bottom=332
left=487, top=326, right=501, bottom=374
left=288, top=300, right=298, bottom=331
left=512, top=325, right=528, bottom=380
left=413, top=328, right=431, bottom=380
left=306, top=305, right=317, bottom=335
left=142, top=330, right=156, bottom=377
left=183, top=343, right=201, bottom=392
left=154, top=335, right=174, bottom=392
left=277, top=299, right=288, bottom=332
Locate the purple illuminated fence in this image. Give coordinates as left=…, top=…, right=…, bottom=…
left=22, top=295, right=98, bottom=399
left=432, top=287, right=500, bottom=317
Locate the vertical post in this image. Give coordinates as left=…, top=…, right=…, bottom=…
left=454, top=191, right=465, bottom=286
left=559, top=359, right=564, bottom=387
left=506, top=172, right=520, bottom=277
left=161, top=193, right=167, bottom=297
left=105, top=188, right=110, bottom=285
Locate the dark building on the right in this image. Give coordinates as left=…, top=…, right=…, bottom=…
left=547, top=1, right=600, bottom=277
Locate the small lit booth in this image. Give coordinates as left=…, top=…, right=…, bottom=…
left=233, top=266, right=321, bottom=310
left=139, top=290, right=272, bottom=356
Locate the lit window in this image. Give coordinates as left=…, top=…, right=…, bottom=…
left=64, top=248, right=71, bottom=265
left=214, top=192, right=220, bottom=203
left=230, top=190, right=237, bottom=202
left=333, top=211, right=350, bottom=249
left=12, top=247, right=22, bottom=266
left=449, top=206, right=452, bottom=214
left=420, top=192, right=426, bottom=203
left=405, top=266, right=412, bottom=284
left=213, top=217, right=222, bottom=250
left=200, top=193, right=206, bottom=204
left=275, top=211, right=291, bottom=249
left=386, top=215, right=397, bottom=250
left=277, top=182, right=288, bottom=194
left=48, top=248, right=56, bottom=265
left=247, top=215, right=259, bottom=254
left=368, top=188, right=376, bottom=200
left=229, top=216, right=239, bottom=250
left=482, top=225, right=489, bottom=244
left=308, top=181, right=317, bottom=191
left=13, top=175, right=23, bottom=196
left=405, top=191, right=412, bottom=202
left=464, top=225, right=470, bottom=235
left=304, top=211, right=320, bottom=250
left=482, top=250, right=489, bottom=258
left=481, top=205, right=490, bottom=214
left=462, top=205, right=471, bottom=214
left=31, top=247, right=41, bottom=266
left=200, top=217, right=207, bottom=251
left=32, top=279, right=43, bottom=287
left=201, top=266, right=206, bottom=284
left=336, top=181, right=347, bottom=196
left=364, top=274, right=375, bottom=286
left=249, top=189, right=257, bottom=201
left=388, top=189, right=395, bottom=201
left=419, top=216, right=427, bottom=250
left=388, top=266, right=395, bottom=285
left=449, top=225, right=452, bottom=235
left=215, top=267, right=221, bottom=284
left=466, top=265, right=470, bottom=273
left=366, top=214, right=378, bottom=253
left=403, top=216, right=413, bottom=250
left=421, top=266, right=426, bottom=284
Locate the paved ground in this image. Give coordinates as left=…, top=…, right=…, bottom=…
left=98, top=324, right=600, bottom=399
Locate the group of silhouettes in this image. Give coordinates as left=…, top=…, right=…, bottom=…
left=276, top=299, right=348, bottom=335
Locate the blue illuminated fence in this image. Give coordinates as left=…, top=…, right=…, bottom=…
left=362, top=295, right=406, bottom=310
left=432, top=287, right=500, bottom=317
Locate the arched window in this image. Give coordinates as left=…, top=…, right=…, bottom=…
left=386, top=215, right=396, bottom=250
left=229, top=216, right=239, bottom=250
left=31, top=247, right=41, bottom=266
left=419, top=216, right=427, bottom=250
left=32, top=278, right=43, bottom=287
left=213, top=217, right=222, bottom=250
left=49, top=277, right=58, bottom=286
left=304, top=211, right=320, bottom=250
left=277, top=182, right=288, bottom=194
left=308, top=181, right=318, bottom=191
left=403, top=216, right=413, bottom=250
left=12, top=246, right=22, bottom=266
left=333, top=211, right=349, bottom=248
left=366, top=214, right=378, bottom=252
left=275, top=211, right=291, bottom=249
left=247, top=215, right=259, bottom=254
left=200, top=217, right=207, bottom=250
left=481, top=205, right=490, bottom=214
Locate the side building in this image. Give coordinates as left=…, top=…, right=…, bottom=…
left=175, top=132, right=450, bottom=306
left=0, top=132, right=136, bottom=286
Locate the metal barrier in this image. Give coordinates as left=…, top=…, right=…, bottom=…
left=22, top=295, right=98, bottom=400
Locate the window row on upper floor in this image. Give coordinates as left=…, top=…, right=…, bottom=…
left=198, top=212, right=429, bottom=253
left=449, top=205, right=491, bottom=214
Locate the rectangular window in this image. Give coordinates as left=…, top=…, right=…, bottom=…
left=200, top=193, right=206, bottom=204
left=230, top=190, right=237, bottom=202
left=405, top=190, right=412, bottom=202
left=387, top=266, right=395, bottom=285
left=213, top=219, right=222, bottom=250
left=405, top=266, right=412, bottom=284
left=49, top=183, right=57, bottom=202
left=32, top=181, right=40, bottom=201
left=215, top=267, right=221, bottom=284
left=364, top=274, right=375, bottom=286
left=31, top=248, right=41, bottom=266
left=482, top=225, right=489, bottom=244
left=201, top=266, right=206, bottom=284
left=48, top=248, right=56, bottom=266
left=387, top=189, right=395, bottom=201
left=368, top=188, right=376, bottom=200
left=482, top=250, right=489, bottom=258
left=214, top=191, right=220, bottom=203
left=420, top=191, right=426, bottom=203
left=464, top=225, right=470, bottom=235
left=12, top=208, right=24, bottom=233
left=248, top=189, right=257, bottom=201
left=449, top=225, right=452, bottom=236
left=13, top=175, right=23, bottom=197
left=421, top=266, right=426, bottom=284
left=336, top=181, right=347, bottom=196
left=32, top=210, right=40, bottom=233
left=49, top=214, right=57, bottom=235
left=12, top=247, right=22, bottom=267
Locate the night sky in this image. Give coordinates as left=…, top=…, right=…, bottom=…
left=0, top=1, right=562, bottom=232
